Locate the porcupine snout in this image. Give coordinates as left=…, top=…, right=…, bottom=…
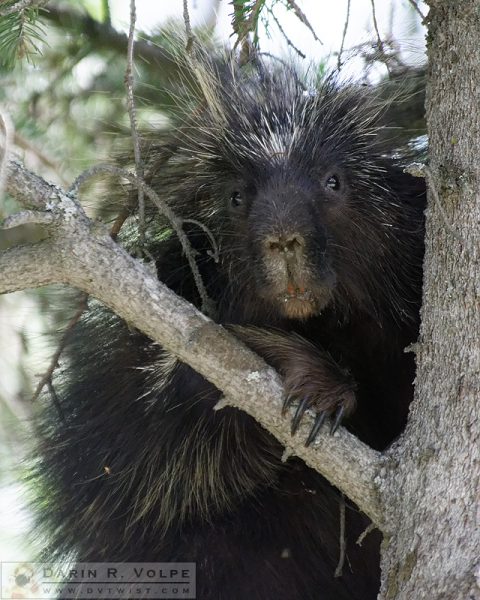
left=251, top=175, right=334, bottom=320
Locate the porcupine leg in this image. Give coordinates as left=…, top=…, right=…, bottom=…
left=230, top=326, right=357, bottom=446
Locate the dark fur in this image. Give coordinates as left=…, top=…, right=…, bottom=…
left=31, top=51, right=425, bottom=600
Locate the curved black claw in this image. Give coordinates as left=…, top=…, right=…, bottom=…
left=305, top=411, right=327, bottom=447
left=290, top=396, right=310, bottom=435
left=330, top=405, right=345, bottom=435
left=282, top=394, right=294, bottom=416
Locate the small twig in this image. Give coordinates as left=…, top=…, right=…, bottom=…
left=32, top=293, right=89, bottom=402
left=124, top=0, right=146, bottom=251
left=0, top=0, right=48, bottom=17
left=267, top=7, right=305, bottom=59
left=69, top=164, right=216, bottom=317
left=370, top=0, right=383, bottom=51
left=407, top=0, right=426, bottom=21
left=369, top=0, right=391, bottom=75
left=337, top=0, right=351, bottom=71
left=2, top=209, right=54, bottom=228
left=334, top=493, right=346, bottom=578
left=284, top=0, right=322, bottom=45
left=356, top=522, right=376, bottom=546
left=182, top=218, right=220, bottom=263
left=183, top=0, right=195, bottom=53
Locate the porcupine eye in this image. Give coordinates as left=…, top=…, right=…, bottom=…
left=325, top=174, right=341, bottom=191
left=230, top=191, right=243, bottom=208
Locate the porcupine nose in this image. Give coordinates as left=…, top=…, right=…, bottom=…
left=265, top=233, right=305, bottom=256
left=263, top=232, right=312, bottom=307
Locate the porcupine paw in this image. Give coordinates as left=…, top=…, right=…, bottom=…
left=282, top=366, right=357, bottom=447
left=227, top=325, right=357, bottom=445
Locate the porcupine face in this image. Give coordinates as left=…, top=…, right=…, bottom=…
left=225, top=167, right=338, bottom=321
left=184, top=59, right=395, bottom=321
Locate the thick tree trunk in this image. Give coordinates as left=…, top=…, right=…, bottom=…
left=378, top=2, right=480, bottom=598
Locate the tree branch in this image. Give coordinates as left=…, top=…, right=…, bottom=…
left=0, top=158, right=386, bottom=529
left=0, top=240, right=61, bottom=292
left=5, top=159, right=55, bottom=207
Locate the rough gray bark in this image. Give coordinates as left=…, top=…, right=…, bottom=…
left=378, top=1, right=480, bottom=598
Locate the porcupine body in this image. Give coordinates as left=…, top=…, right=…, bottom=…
left=31, top=50, right=426, bottom=600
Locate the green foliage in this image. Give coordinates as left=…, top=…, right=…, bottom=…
left=0, top=0, right=111, bottom=70
left=231, top=0, right=267, bottom=47
left=230, top=0, right=321, bottom=62
left=0, top=3, right=46, bottom=69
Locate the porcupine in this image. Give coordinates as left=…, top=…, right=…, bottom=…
left=31, top=49, right=426, bottom=600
